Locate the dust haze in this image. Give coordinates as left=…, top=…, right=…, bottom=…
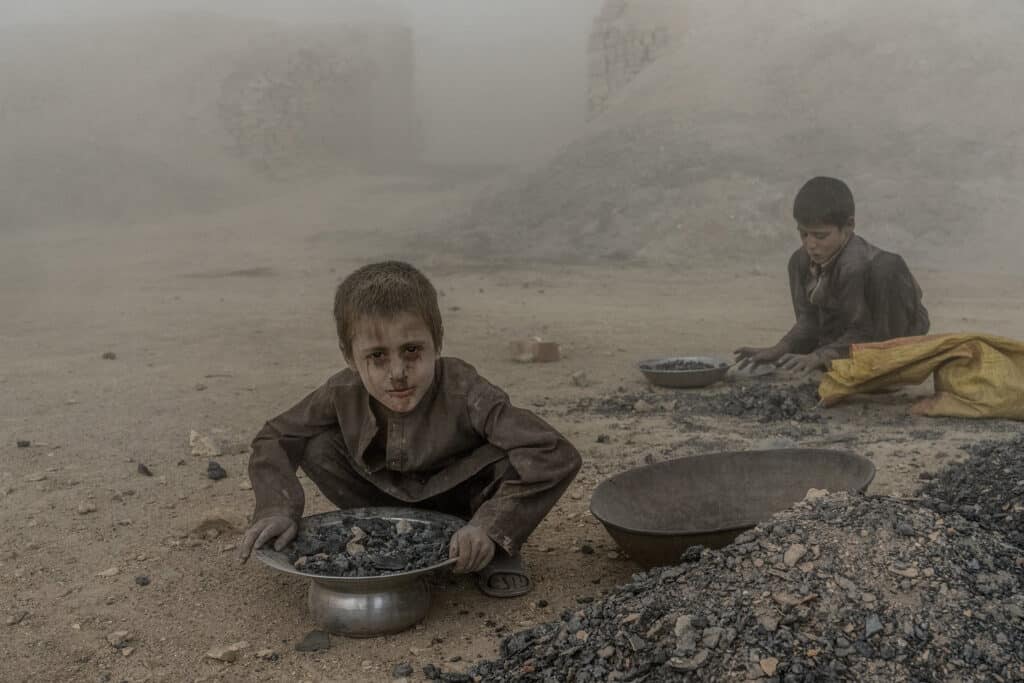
left=1, top=0, right=1020, bottom=271
left=2, top=4, right=1024, bottom=681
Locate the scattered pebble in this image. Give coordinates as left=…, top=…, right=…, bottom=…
left=295, top=630, right=330, bottom=652
left=134, top=575, right=150, bottom=587
left=570, top=371, right=590, bottom=388
left=106, top=631, right=132, bottom=649
left=137, top=463, right=153, bottom=477
left=207, top=461, right=227, bottom=481
left=16, top=440, right=31, bottom=448
left=190, top=430, right=222, bottom=458
left=77, top=503, right=97, bottom=515
left=255, top=649, right=279, bottom=661
left=206, top=641, right=249, bottom=663
left=5, top=611, right=28, bottom=626
left=392, top=662, right=414, bottom=678
left=96, top=567, right=119, bottom=578
left=101, top=351, right=117, bottom=360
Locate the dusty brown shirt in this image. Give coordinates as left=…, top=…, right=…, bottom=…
left=779, top=234, right=929, bottom=363
left=248, top=357, right=581, bottom=555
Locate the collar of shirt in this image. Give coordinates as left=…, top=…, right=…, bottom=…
left=355, top=360, right=444, bottom=473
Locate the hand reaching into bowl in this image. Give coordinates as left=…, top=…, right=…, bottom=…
left=449, top=525, right=495, bottom=573
left=238, top=514, right=298, bottom=562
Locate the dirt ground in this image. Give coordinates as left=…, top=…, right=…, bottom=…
left=2, top=172, right=1023, bottom=683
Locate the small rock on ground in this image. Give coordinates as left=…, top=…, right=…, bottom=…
left=295, top=630, right=330, bottom=652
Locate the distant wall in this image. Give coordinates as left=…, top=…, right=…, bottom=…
left=218, top=23, right=419, bottom=176
left=587, top=0, right=679, bottom=117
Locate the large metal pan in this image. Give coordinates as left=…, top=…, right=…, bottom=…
left=590, top=449, right=874, bottom=568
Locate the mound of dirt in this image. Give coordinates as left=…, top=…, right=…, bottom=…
left=460, top=492, right=1024, bottom=682
left=441, top=1, right=1024, bottom=270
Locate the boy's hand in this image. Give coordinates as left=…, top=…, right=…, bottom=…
left=734, top=345, right=784, bottom=370
left=449, top=525, right=495, bottom=574
left=237, top=514, right=298, bottom=563
left=777, top=352, right=825, bottom=375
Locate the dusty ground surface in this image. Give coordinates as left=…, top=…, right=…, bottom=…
left=2, top=172, right=1023, bottom=683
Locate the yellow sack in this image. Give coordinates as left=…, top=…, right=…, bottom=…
left=819, top=333, right=1024, bottom=420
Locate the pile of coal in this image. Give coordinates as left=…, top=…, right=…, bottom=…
left=918, top=433, right=1024, bottom=548
left=287, top=516, right=463, bottom=577
left=699, top=382, right=822, bottom=423
left=645, top=359, right=726, bottom=372
left=460, top=492, right=1024, bottom=682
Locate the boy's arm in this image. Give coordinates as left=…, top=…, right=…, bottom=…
left=466, top=382, right=582, bottom=556
left=249, top=381, right=340, bottom=523
left=776, top=251, right=820, bottom=354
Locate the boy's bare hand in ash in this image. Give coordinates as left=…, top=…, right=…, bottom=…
left=449, top=525, right=495, bottom=574
left=777, top=352, right=825, bottom=375
left=734, top=345, right=785, bottom=370
left=237, top=514, right=298, bottom=563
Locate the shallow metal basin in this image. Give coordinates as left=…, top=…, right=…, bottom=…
left=638, top=356, right=730, bottom=389
left=255, top=507, right=463, bottom=638
left=590, top=449, right=875, bottom=568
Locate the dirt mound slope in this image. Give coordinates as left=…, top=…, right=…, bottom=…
left=443, top=1, right=1024, bottom=269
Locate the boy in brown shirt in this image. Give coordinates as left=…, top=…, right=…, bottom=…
left=237, top=261, right=581, bottom=597
left=736, top=176, right=930, bottom=373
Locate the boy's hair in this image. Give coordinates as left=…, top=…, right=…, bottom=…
left=793, top=176, right=855, bottom=228
left=334, top=261, right=443, bottom=358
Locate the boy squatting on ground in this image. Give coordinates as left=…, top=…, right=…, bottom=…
left=236, top=261, right=582, bottom=597
left=735, top=176, right=930, bottom=374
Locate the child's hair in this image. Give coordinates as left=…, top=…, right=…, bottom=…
left=793, top=176, right=855, bottom=228
left=334, top=261, right=443, bottom=358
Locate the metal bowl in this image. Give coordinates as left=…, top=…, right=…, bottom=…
left=590, top=449, right=875, bottom=568
left=638, top=356, right=730, bottom=389
left=255, top=507, right=463, bottom=638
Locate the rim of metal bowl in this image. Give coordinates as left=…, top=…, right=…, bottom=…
left=254, top=507, right=464, bottom=586
left=637, top=356, right=730, bottom=374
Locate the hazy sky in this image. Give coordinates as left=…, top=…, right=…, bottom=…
left=2, top=0, right=604, bottom=163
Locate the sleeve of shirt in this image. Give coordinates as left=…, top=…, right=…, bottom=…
left=248, top=380, right=340, bottom=523
left=465, top=380, right=582, bottom=556
left=778, top=251, right=820, bottom=354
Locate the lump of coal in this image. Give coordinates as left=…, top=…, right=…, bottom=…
left=206, top=461, right=227, bottom=480
left=286, top=515, right=463, bottom=578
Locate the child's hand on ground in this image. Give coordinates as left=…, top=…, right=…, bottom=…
left=237, top=514, right=298, bottom=563
left=449, top=525, right=495, bottom=574
left=734, top=345, right=784, bottom=370
left=777, top=352, right=825, bottom=374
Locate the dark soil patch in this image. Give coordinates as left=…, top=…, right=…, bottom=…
left=287, top=515, right=463, bottom=577
left=689, top=382, right=822, bottom=423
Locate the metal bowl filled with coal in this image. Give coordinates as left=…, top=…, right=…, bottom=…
left=590, top=449, right=874, bottom=568
left=637, top=356, right=730, bottom=389
left=255, top=507, right=464, bottom=637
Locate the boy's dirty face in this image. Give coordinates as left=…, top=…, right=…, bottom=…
left=798, top=222, right=850, bottom=265
left=347, top=312, right=438, bottom=414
